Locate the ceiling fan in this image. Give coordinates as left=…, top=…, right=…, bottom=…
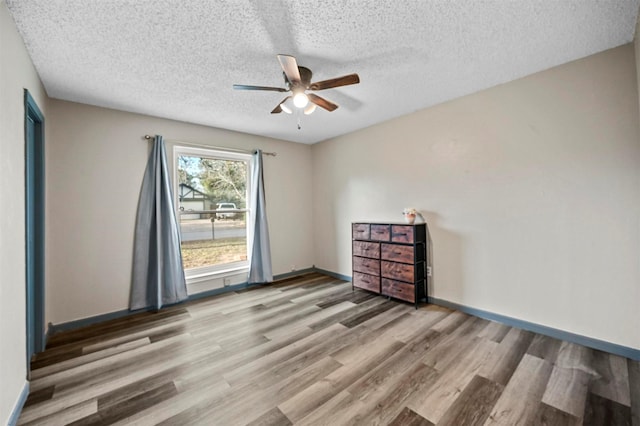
left=233, top=54, right=360, bottom=115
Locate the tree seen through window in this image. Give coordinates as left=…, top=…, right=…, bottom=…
left=176, top=152, right=250, bottom=271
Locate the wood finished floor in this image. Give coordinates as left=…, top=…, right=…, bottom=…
left=20, top=273, right=639, bottom=425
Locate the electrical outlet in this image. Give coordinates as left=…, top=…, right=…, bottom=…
left=426, top=266, right=432, bottom=277
left=291, top=265, right=296, bottom=272
left=223, top=277, right=231, bottom=286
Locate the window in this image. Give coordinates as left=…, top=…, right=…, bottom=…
left=174, top=146, right=252, bottom=278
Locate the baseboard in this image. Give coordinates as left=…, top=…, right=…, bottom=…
left=295, top=268, right=640, bottom=361
left=185, top=280, right=258, bottom=301
left=312, top=267, right=352, bottom=282
left=274, top=268, right=316, bottom=280
left=47, top=308, right=133, bottom=336
left=430, top=297, right=640, bottom=361
left=44, top=268, right=638, bottom=361
left=46, top=268, right=317, bottom=337
left=7, top=381, right=29, bottom=426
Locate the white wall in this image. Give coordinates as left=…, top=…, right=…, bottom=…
left=47, top=100, right=314, bottom=325
left=312, top=44, right=640, bottom=350
left=0, top=0, right=49, bottom=422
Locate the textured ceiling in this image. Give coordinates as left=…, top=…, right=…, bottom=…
left=6, top=0, right=640, bottom=144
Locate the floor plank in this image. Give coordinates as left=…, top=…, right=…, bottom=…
left=68, top=382, right=178, bottom=426
left=526, top=334, right=563, bottom=363
left=410, top=337, right=495, bottom=423
left=542, top=342, right=594, bottom=417
left=22, top=386, right=54, bottom=408
left=278, top=338, right=406, bottom=423
left=589, top=350, right=631, bottom=406
left=476, top=320, right=511, bottom=344
left=485, top=354, right=554, bottom=425
left=536, top=402, right=581, bottom=426
left=388, top=407, right=434, bottom=426
left=480, top=328, right=534, bottom=386
left=350, top=362, right=440, bottom=425
left=437, top=375, right=503, bottom=426
left=245, top=407, right=293, bottom=426
left=583, top=392, right=631, bottom=426
left=628, top=358, right=640, bottom=426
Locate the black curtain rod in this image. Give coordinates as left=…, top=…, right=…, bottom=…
left=143, top=135, right=277, bottom=157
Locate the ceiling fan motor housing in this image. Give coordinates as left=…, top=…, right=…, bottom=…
left=285, top=66, right=313, bottom=90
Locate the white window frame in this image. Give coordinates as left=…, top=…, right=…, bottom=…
left=173, top=145, right=253, bottom=280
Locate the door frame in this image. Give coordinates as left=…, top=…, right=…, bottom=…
left=24, top=89, right=45, bottom=370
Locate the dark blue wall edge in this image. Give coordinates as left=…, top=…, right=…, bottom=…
left=24, top=89, right=47, bottom=355
left=430, top=297, right=640, bottom=361
left=46, top=268, right=316, bottom=336
left=24, top=91, right=44, bottom=120
left=8, top=381, right=29, bottom=426
left=313, top=267, right=352, bottom=282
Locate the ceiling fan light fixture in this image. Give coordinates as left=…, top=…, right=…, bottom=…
left=280, top=102, right=292, bottom=114
left=304, top=103, right=316, bottom=115
left=293, top=92, right=309, bottom=108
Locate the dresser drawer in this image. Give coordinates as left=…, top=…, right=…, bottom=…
left=352, top=223, right=370, bottom=240
left=353, top=256, right=380, bottom=276
left=353, top=272, right=380, bottom=293
left=391, top=225, right=414, bottom=243
left=353, top=241, right=380, bottom=259
left=381, top=244, right=414, bottom=264
left=370, top=224, right=390, bottom=241
left=381, top=260, right=422, bottom=283
left=382, top=278, right=415, bottom=303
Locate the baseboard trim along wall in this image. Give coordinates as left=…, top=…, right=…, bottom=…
left=313, top=268, right=639, bottom=360
left=44, top=268, right=637, bottom=361
left=7, top=381, right=29, bottom=426
left=430, top=296, right=640, bottom=361
left=46, top=268, right=316, bottom=336
left=312, top=269, right=639, bottom=361
left=312, top=267, right=352, bottom=282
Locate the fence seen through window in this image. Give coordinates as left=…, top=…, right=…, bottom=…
left=176, top=151, right=250, bottom=271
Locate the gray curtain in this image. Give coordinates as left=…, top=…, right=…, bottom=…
left=130, top=135, right=188, bottom=310
left=248, top=150, right=273, bottom=283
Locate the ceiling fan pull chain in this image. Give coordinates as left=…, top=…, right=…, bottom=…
left=294, top=106, right=302, bottom=130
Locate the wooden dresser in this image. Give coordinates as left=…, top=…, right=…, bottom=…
left=352, top=222, right=428, bottom=308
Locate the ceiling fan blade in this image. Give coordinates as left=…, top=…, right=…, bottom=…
left=309, top=73, right=360, bottom=91
left=233, top=84, right=287, bottom=92
left=307, top=93, right=338, bottom=112
left=271, top=96, right=292, bottom=114
left=277, top=54, right=301, bottom=84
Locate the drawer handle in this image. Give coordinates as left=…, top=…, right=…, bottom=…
left=363, top=247, right=370, bottom=251
left=375, top=230, right=385, bottom=234
left=393, top=251, right=402, bottom=255
left=396, top=233, right=407, bottom=236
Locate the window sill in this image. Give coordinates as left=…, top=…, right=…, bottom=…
left=185, top=265, right=249, bottom=284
